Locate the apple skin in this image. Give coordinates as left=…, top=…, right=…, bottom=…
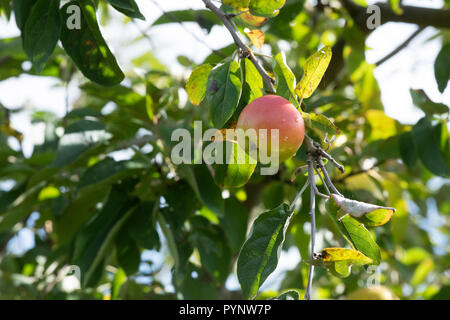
left=236, top=95, right=305, bottom=163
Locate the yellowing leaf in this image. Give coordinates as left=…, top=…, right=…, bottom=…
left=236, top=8, right=267, bottom=27
left=311, top=247, right=373, bottom=278
left=321, top=247, right=373, bottom=265
left=223, top=0, right=250, bottom=8
left=301, top=111, right=340, bottom=135
left=330, top=193, right=395, bottom=227
left=295, top=46, right=332, bottom=99
left=365, top=110, right=397, bottom=141
left=245, top=29, right=265, bottom=49
left=186, top=64, right=213, bottom=106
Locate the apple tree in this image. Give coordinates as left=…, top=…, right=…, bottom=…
left=0, top=0, right=449, bottom=300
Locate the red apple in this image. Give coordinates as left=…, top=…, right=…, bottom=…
left=236, top=95, right=305, bottom=163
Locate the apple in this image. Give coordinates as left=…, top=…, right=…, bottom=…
left=236, top=95, right=305, bottom=163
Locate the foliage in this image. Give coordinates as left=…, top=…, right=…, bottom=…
left=0, top=0, right=449, bottom=300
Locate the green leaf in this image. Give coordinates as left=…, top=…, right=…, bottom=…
left=274, top=51, right=297, bottom=101
left=398, top=131, right=418, bottom=167
left=60, top=0, right=125, bottom=86
left=326, top=199, right=381, bottom=264
left=70, top=186, right=137, bottom=286
left=115, top=232, right=141, bottom=276
left=431, top=286, right=450, bottom=300
left=213, top=141, right=257, bottom=188
left=190, top=216, right=232, bottom=283
left=270, top=290, right=300, bottom=300
left=52, top=119, right=112, bottom=167
left=77, top=157, right=147, bottom=190
left=179, top=263, right=219, bottom=299
left=125, top=202, right=160, bottom=250
left=12, top=0, right=37, bottom=31
left=411, top=258, right=433, bottom=286
left=0, top=182, right=44, bottom=233
left=206, top=59, right=242, bottom=128
left=243, top=58, right=263, bottom=102
left=0, top=0, right=12, bottom=20
left=249, top=0, right=286, bottom=17
left=186, top=64, right=213, bottom=106
left=301, top=111, right=340, bottom=135
left=434, top=43, right=450, bottom=93
left=412, top=117, right=450, bottom=177
left=180, top=164, right=224, bottom=217
left=330, top=193, right=395, bottom=227
left=329, top=260, right=351, bottom=278
left=203, top=44, right=235, bottom=64
left=410, top=89, right=449, bottom=116
left=295, top=46, right=332, bottom=99
left=220, top=197, right=249, bottom=254
left=111, top=268, right=127, bottom=300
left=0, top=182, right=26, bottom=212
left=340, top=215, right=381, bottom=265
left=23, top=0, right=61, bottom=73
left=262, top=181, right=284, bottom=209
left=161, top=181, right=199, bottom=233
left=237, top=203, right=293, bottom=299
left=80, top=83, right=147, bottom=120
left=106, top=0, right=145, bottom=20
left=152, top=9, right=221, bottom=33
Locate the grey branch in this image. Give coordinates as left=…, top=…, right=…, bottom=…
left=305, top=148, right=317, bottom=300
left=202, top=0, right=276, bottom=93
left=375, top=26, right=426, bottom=66
left=340, top=0, right=450, bottom=31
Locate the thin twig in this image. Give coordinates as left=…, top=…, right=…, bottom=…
left=317, top=168, right=331, bottom=195
left=318, top=159, right=342, bottom=196
left=148, top=0, right=227, bottom=58
left=334, top=159, right=387, bottom=183
left=304, top=154, right=316, bottom=300
left=313, top=185, right=329, bottom=198
left=289, top=180, right=310, bottom=211
left=375, top=26, right=426, bottom=66
left=202, top=0, right=276, bottom=93
left=313, top=141, right=345, bottom=173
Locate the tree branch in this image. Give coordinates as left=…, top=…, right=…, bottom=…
left=149, top=0, right=227, bottom=59
left=334, top=159, right=387, bottom=184
left=375, top=26, right=426, bottom=66
left=340, top=0, right=450, bottom=31
left=202, top=0, right=276, bottom=93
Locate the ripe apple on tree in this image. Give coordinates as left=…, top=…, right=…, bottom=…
left=236, top=95, right=305, bottom=163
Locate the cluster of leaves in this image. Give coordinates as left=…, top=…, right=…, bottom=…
left=0, top=0, right=449, bottom=300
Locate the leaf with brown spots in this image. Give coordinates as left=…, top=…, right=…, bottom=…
left=245, top=29, right=265, bottom=49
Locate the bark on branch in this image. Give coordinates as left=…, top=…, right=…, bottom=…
left=341, top=0, right=450, bottom=32
left=201, top=0, right=276, bottom=93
